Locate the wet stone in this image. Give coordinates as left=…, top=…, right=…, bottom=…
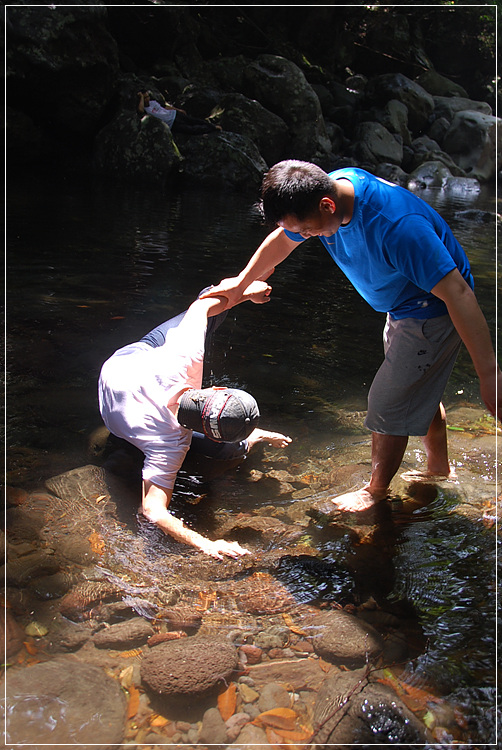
left=199, top=706, right=228, bottom=745
left=234, top=722, right=269, bottom=749
left=3, top=658, right=126, bottom=749
left=307, top=610, right=384, bottom=668
left=140, top=637, right=239, bottom=699
left=313, top=668, right=431, bottom=745
left=258, top=681, right=292, bottom=712
left=92, top=616, right=155, bottom=650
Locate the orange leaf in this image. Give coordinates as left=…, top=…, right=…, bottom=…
left=217, top=682, right=237, bottom=721
left=88, top=531, right=105, bottom=555
left=120, top=648, right=143, bottom=658
left=377, top=671, right=443, bottom=715
left=126, top=685, right=140, bottom=719
left=252, top=708, right=298, bottom=732
left=150, top=714, right=170, bottom=728
left=282, top=613, right=307, bottom=637
left=273, top=725, right=313, bottom=743
left=23, top=640, right=38, bottom=656
left=319, top=658, right=332, bottom=673
left=265, top=727, right=286, bottom=747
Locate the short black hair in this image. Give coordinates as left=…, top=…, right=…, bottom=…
left=260, top=160, right=336, bottom=225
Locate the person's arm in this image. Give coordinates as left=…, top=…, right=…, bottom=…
left=137, top=92, right=145, bottom=114
left=142, top=480, right=250, bottom=559
left=431, top=268, right=501, bottom=420
left=200, top=228, right=301, bottom=308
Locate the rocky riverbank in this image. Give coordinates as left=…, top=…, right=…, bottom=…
left=6, top=6, right=499, bottom=191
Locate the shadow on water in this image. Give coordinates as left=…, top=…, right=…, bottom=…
left=5, top=172, right=499, bottom=745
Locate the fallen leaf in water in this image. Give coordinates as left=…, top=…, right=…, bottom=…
left=150, top=714, right=170, bottom=728
left=377, top=668, right=443, bottom=715
left=252, top=708, right=298, bottom=732
left=88, top=531, right=105, bottom=555
left=120, top=665, right=135, bottom=689
left=218, top=682, right=237, bottom=721
left=24, top=622, right=48, bottom=637
left=110, top=315, right=125, bottom=320
left=197, top=590, right=217, bottom=610
left=318, top=658, right=332, bottom=673
left=23, top=641, right=38, bottom=656
left=282, top=612, right=307, bottom=636
left=119, top=648, right=143, bottom=658
left=126, top=685, right=140, bottom=719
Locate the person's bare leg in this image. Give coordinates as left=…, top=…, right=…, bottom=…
left=401, top=403, right=455, bottom=481
left=332, top=433, right=409, bottom=511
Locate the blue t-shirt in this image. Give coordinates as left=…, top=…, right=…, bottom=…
left=283, top=168, right=473, bottom=319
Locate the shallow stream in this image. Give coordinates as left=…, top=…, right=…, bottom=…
left=5, top=172, right=499, bottom=746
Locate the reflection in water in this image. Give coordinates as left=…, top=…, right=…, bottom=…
left=6, top=174, right=498, bottom=743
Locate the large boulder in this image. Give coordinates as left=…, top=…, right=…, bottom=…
left=244, top=54, right=332, bottom=161
left=174, top=131, right=268, bottom=191
left=407, top=161, right=481, bottom=195
left=405, top=135, right=466, bottom=175
left=210, top=92, right=290, bottom=166
left=140, top=637, right=239, bottom=698
left=415, top=70, right=468, bottom=99
left=349, top=122, right=403, bottom=167
left=442, top=110, right=500, bottom=182
left=432, top=96, right=492, bottom=123
left=364, top=73, right=435, bottom=133
left=363, top=99, right=412, bottom=147
left=6, top=5, right=119, bottom=137
left=3, top=659, right=126, bottom=749
left=93, top=112, right=183, bottom=184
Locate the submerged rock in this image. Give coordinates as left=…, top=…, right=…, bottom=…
left=140, top=637, right=239, bottom=698
left=3, top=659, right=126, bottom=749
left=92, top=616, right=154, bottom=649
left=313, top=668, right=431, bottom=745
left=306, top=610, right=384, bottom=668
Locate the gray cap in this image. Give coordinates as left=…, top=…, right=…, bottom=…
left=177, top=387, right=260, bottom=442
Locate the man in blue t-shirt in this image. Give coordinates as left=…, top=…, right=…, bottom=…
left=202, top=160, right=501, bottom=512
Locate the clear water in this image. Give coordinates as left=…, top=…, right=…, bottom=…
left=6, top=172, right=499, bottom=744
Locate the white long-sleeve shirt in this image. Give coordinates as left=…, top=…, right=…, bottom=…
left=98, top=309, right=206, bottom=490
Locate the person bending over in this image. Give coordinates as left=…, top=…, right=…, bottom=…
left=98, top=281, right=290, bottom=559
left=201, top=160, right=501, bottom=512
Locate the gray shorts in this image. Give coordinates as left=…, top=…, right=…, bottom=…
left=364, top=314, right=461, bottom=436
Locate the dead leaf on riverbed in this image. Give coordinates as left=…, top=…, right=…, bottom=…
left=252, top=707, right=299, bottom=732
left=377, top=668, right=443, bottom=715
left=282, top=612, right=307, bottom=636
left=126, top=684, right=141, bottom=719
left=88, top=531, right=105, bottom=555
left=217, top=682, right=237, bottom=721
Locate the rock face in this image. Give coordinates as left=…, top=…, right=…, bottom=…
left=4, top=659, right=126, bottom=749
left=7, top=6, right=497, bottom=188
left=140, top=637, right=239, bottom=698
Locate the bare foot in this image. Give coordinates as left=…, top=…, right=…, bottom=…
left=247, top=428, right=292, bottom=450
left=331, top=486, right=387, bottom=512
left=400, top=469, right=457, bottom=483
